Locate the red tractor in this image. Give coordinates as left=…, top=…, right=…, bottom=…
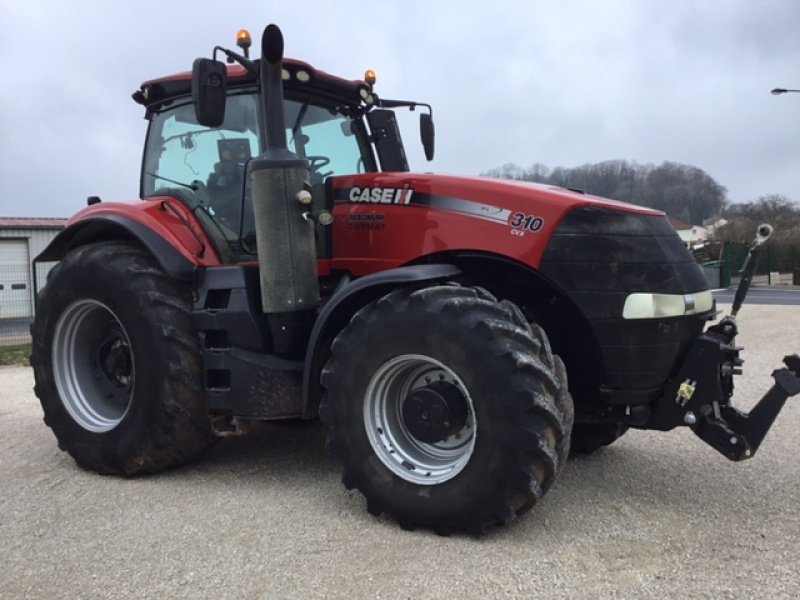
left=32, top=25, right=799, bottom=533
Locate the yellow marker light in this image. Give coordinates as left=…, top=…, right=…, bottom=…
left=236, top=29, right=252, bottom=48
left=364, top=69, right=377, bottom=85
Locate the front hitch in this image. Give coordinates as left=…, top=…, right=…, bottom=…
left=650, top=331, right=800, bottom=461
left=692, top=354, right=800, bottom=460
left=647, top=223, right=799, bottom=460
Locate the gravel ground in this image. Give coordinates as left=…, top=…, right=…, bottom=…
left=1, top=304, right=798, bottom=599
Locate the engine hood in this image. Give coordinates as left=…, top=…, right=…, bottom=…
left=329, top=172, right=672, bottom=276
left=332, top=172, right=663, bottom=221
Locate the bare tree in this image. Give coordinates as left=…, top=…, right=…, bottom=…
left=481, top=159, right=728, bottom=225
left=716, top=195, right=800, bottom=272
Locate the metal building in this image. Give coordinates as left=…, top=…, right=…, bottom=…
left=0, top=218, right=66, bottom=342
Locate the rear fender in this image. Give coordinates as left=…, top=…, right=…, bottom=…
left=35, top=201, right=222, bottom=281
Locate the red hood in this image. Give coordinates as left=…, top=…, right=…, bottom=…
left=337, top=172, right=661, bottom=216
left=329, top=172, right=665, bottom=276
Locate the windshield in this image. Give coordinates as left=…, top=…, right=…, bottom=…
left=142, top=92, right=371, bottom=261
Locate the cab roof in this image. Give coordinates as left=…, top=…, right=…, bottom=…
left=134, top=59, right=372, bottom=112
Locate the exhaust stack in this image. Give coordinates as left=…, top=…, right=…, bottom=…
left=249, top=24, right=319, bottom=314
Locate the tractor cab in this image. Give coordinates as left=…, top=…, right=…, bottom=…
left=133, top=30, right=433, bottom=262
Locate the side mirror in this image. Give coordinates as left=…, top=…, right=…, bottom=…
left=192, top=58, right=227, bottom=127
left=420, top=113, right=435, bottom=161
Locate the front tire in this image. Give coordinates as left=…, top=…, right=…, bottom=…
left=320, top=285, right=573, bottom=533
left=31, top=242, right=215, bottom=475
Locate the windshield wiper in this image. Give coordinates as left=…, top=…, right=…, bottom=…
left=146, top=172, right=199, bottom=191
left=160, top=129, right=223, bottom=147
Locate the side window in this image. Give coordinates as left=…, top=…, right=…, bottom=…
left=154, top=117, right=258, bottom=193
left=144, top=95, right=259, bottom=200
left=142, top=95, right=261, bottom=259
left=142, top=95, right=370, bottom=262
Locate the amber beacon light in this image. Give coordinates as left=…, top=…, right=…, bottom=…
left=236, top=29, right=252, bottom=57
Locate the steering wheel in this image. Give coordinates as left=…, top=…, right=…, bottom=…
left=307, top=156, right=330, bottom=170
left=307, top=155, right=334, bottom=184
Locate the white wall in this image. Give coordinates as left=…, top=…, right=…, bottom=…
left=676, top=225, right=709, bottom=244
left=0, top=228, right=62, bottom=318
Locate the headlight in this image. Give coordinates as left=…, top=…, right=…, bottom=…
left=622, top=290, right=714, bottom=319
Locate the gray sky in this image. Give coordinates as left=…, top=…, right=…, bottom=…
left=1, top=0, right=798, bottom=218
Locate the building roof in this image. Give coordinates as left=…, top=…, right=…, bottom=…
left=667, top=216, right=693, bottom=231
left=0, top=217, right=68, bottom=230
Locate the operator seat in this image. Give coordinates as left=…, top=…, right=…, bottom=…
left=206, top=156, right=244, bottom=229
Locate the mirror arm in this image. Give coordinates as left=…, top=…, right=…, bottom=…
left=213, top=46, right=257, bottom=76
left=377, top=97, right=433, bottom=117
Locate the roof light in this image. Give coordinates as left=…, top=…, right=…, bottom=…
left=236, top=29, right=252, bottom=58
left=282, top=69, right=290, bottom=81
left=296, top=70, right=310, bottom=83
left=364, top=69, right=377, bottom=87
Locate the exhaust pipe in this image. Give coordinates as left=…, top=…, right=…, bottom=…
left=249, top=24, right=319, bottom=314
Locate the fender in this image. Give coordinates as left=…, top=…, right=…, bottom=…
left=35, top=214, right=197, bottom=281
left=301, top=263, right=461, bottom=419
left=35, top=200, right=222, bottom=281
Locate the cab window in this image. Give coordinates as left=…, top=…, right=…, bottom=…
left=142, top=93, right=371, bottom=262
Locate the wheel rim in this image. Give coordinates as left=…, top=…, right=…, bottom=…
left=52, top=299, right=135, bottom=433
left=364, top=354, right=476, bottom=485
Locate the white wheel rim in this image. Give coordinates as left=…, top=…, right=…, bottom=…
left=52, top=299, right=135, bottom=433
left=363, top=354, right=476, bottom=485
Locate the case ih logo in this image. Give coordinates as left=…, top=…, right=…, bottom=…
left=349, top=186, right=414, bottom=205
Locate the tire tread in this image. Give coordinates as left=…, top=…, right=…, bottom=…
left=31, top=241, right=214, bottom=476
left=320, top=284, right=573, bottom=533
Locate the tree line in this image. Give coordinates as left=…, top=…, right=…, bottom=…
left=482, top=160, right=728, bottom=226
left=483, top=160, right=800, bottom=272
left=716, top=194, right=800, bottom=273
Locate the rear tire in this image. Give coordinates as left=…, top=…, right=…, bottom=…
left=320, top=285, right=573, bottom=533
left=31, top=242, right=215, bottom=475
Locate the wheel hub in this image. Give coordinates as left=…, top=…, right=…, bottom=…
left=99, top=336, right=132, bottom=388
left=402, top=381, right=468, bottom=443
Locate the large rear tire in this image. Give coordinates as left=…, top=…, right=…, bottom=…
left=31, top=242, right=215, bottom=475
left=320, top=285, right=573, bottom=533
